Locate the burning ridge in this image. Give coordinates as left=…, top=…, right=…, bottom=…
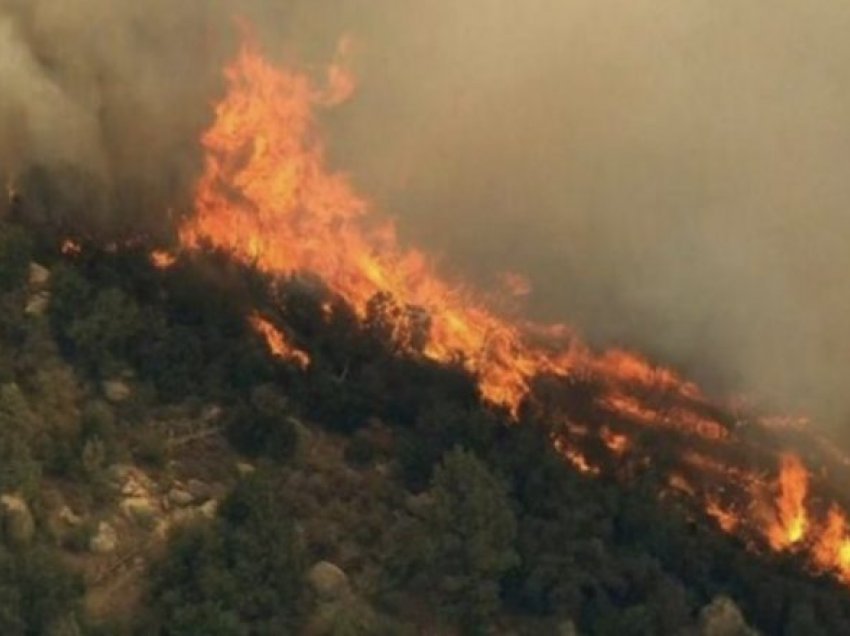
left=173, top=33, right=850, bottom=589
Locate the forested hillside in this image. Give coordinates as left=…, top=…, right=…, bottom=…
left=0, top=217, right=848, bottom=635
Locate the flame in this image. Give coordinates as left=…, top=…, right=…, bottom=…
left=248, top=312, right=310, bottom=369
left=176, top=30, right=850, bottom=590
left=150, top=250, right=177, bottom=269
left=553, top=436, right=599, bottom=476
left=766, top=454, right=809, bottom=550
left=178, top=33, right=586, bottom=415
left=812, top=507, right=850, bottom=583
left=601, top=427, right=630, bottom=455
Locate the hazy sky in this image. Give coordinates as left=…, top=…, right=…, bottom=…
left=2, top=1, right=850, bottom=425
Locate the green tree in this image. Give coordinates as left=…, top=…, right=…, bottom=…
left=0, top=223, right=32, bottom=293
left=395, top=447, right=519, bottom=629
left=150, top=471, right=306, bottom=634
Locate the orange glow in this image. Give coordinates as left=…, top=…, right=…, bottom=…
left=706, top=497, right=740, bottom=533
left=150, top=250, right=177, bottom=269
left=553, top=436, right=599, bottom=476
left=601, top=427, right=630, bottom=455
left=766, top=454, right=809, bottom=550
left=812, top=507, right=850, bottom=583
left=248, top=312, right=310, bottom=369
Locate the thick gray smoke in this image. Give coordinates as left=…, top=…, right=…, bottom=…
left=2, top=1, right=850, bottom=428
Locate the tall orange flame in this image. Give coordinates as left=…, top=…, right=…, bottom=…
left=766, top=454, right=809, bottom=550
left=177, top=32, right=850, bottom=590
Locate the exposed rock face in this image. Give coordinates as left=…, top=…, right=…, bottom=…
left=89, top=521, right=118, bottom=554
left=1, top=494, right=35, bottom=546
left=102, top=379, right=132, bottom=403
left=699, top=596, right=759, bottom=636
left=308, top=561, right=351, bottom=603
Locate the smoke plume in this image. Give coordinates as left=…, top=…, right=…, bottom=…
left=2, top=0, right=850, bottom=428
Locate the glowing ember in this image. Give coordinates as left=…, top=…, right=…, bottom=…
left=553, top=436, right=599, bottom=476
left=248, top=312, right=310, bottom=369
left=150, top=250, right=177, bottom=269
left=706, top=497, right=739, bottom=533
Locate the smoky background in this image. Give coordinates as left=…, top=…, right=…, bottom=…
left=2, top=0, right=850, bottom=428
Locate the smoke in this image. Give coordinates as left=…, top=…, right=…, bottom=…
left=2, top=0, right=850, bottom=427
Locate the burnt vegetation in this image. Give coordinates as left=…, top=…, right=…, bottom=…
left=0, top=213, right=850, bottom=634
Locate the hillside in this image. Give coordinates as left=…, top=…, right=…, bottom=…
left=0, top=217, right=848, bottom=635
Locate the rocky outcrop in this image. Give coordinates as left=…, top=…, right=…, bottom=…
left=307, top=561, right=351, bottom=603
left=1, top=494, right=35, bottom=546
left=698, top=596, right=759, bottom=636
left=102, top=379, right=132, bottom=403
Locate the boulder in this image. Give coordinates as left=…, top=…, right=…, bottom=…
left=102, top=379, right=132, bottom=403
left=236, top=461, right=256, bottom=476
left=89, top=521, right=118, bottom=554
left=699, top=596, right=759, bottom=636
left=199, top=499, right=218, bottom=519
left=168, top=488, right=194, bottom=507
left=308, top=561, right=351, bottom=603
left=1, top=494, right=35, bottom=546
left=28, top=263, right=50, bottom=288
left=122, top=497, right=157, bottom=526
left=25, top=291, right=50, bottom=316
left=58, top=505, right=83, bottom=527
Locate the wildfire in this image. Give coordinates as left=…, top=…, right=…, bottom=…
left=248, top=312, right=310, bottom=370
left=176, top=29, right=850, bottom=591
left=766, top=454, right=809, bottom=550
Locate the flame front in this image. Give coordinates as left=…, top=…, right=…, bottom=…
left=177, top=32, right=850, bottom=590
left=179, top=34, right=586, bottom=415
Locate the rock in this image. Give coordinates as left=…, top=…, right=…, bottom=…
left=699, top=596, right=759, bottom=636
left=28, top=263, right=50, bottom=288
left=236, top=461, right=256, bottom=476
left=58, top=505, right=83, bottom=527
left=186, top=479, right=212, bottom=502
left=308, top=561, right=351, bottom=603
left=89, top=521, right=118, bottom=554
left=1, top=494, right=35, bottom=546
left=102, top=379, right=132, bottom=403
left=122, top=497, right=157, bottom=526
left=199, top=499, right=218, bottom=519
left=25, top=291, right=50, bottom=316
left=168, top=488, right=194, bottom=507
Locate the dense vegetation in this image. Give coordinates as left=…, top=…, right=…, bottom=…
left=0, top=216, right=849, bottom=634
